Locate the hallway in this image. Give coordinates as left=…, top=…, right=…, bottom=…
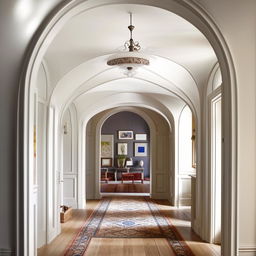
left=38, top=197, right=220, bottom=256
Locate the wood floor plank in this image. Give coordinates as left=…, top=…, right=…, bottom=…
left=38, top=197, right=220, bottom=256
left=131, top=238, right=146, bottom=256
left=154, top=238, right=176, bottom=256
left=143, top=239, right=160, bottom=256
left=38, top=201, right=100, bottom=256
left=84, top=238, right=101, bottom=256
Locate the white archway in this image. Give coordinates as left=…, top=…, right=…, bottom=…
left=88, top=107, right=157, bottom=199
left=18, top=1, right=237, bottom=255
left=77, top=102, right=175, bottom=207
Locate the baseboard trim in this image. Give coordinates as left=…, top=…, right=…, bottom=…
left=0, top=248, right=15, bottom=255
left=239, top=246, right=256, bottom=256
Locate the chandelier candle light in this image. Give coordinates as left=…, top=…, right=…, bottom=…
left=107, top=13, right=150, bottom=75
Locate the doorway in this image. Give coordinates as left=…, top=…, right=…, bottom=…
left=84, top=107, right=173, bottom=200
left=100, top=111, right=150, bottom=195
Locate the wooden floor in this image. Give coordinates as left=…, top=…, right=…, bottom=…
left=100, top=182, right=150, bottom=193
left=38, top=197, right=220, bottom=256
left=86, top=238, right=175, bottom=256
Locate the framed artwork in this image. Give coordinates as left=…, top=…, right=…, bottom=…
left=134, top=143, right=148, bottom=157
left=118, top=130, right=133, bottom=140
left=135, top=134, right=147, bottom=141
left=117, top=143, right=128, bottom=155
left=101, top=158, right=112, bottom=167
left=101, top=134, right=114, bottom=158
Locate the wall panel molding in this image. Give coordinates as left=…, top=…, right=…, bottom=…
left=0, top=249, right=15, bottom=255
left=239, top=246, right=256, bottom=256
left=63, top=174, right=77, bottom=208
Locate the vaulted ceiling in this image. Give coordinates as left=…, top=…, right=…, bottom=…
left=42, top=3, right=218, bottom=118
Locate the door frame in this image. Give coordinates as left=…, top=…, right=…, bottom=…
left=208, top=87, right=222, bottom=244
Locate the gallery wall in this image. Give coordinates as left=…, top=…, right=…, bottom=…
left=101, top=111, right=150, bottom=177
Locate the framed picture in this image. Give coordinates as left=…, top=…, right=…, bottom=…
left=117, top=143, right=128, bottom=155
left=135, top=134, right=147, bottom=141
left=101, top=158, right=112, bottom=167
left=134, top=143, right=148, bottom=157
left=118, top=130, right=133, bottom=140
left=101, top=134, right=114, bottom=158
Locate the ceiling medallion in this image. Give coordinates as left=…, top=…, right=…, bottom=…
left=107, top=13, right=150, bottom=75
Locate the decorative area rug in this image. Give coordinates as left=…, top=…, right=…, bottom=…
left=64, top=197, right=194, bottom=256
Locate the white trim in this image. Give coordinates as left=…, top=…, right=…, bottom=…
left=92, top=107, right=162, bottom=200
left=17, top=0, right=237, bottom=255
left=239, top=247, right=256, bottom=252
left=238, top=247, right=256, bottom=256
left=0, top=249, right=15, bottom=255
left=209, top=91, right=222, bottom=244
left=77, top=101, right=176, bottom=203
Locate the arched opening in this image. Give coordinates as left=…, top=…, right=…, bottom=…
left=83, top=107, right=173, bottom=200
left=18, top=1, right=237, bottom=255
left=99, top=111, right=152, bottom=195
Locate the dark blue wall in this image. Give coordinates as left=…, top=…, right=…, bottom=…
left=101, top=111, right=150, bottom=178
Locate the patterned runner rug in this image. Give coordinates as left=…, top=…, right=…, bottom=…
left=64, top=197, right=194, bottom=256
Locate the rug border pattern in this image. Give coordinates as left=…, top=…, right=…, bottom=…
left=64, top=197, right=195, bottom=256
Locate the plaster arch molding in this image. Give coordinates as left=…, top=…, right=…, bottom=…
left=19, top=0, right=237, bottom=255
left=77, top=92, right=175, bottom=127
left=75, top=98, right=176, bottom=207
left=82, top=107, right=172, bottom=203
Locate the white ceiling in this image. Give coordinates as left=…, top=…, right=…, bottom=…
left=43, top=3, right=218, bottom=117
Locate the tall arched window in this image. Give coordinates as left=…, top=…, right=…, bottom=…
left=179, top=106, right=193, bottom=172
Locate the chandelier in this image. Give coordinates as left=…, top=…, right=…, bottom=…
left=107, top=13, right=150, bottom=74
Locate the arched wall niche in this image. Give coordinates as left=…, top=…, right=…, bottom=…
left=18, top=1, right=237, bottom=255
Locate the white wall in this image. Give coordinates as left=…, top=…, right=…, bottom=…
left=0, top=1, right=63, bottom=253
left=196, top=1, right=256, bottom=253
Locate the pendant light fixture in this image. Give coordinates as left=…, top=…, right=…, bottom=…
left=107, top=13, right=150, bottom=74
